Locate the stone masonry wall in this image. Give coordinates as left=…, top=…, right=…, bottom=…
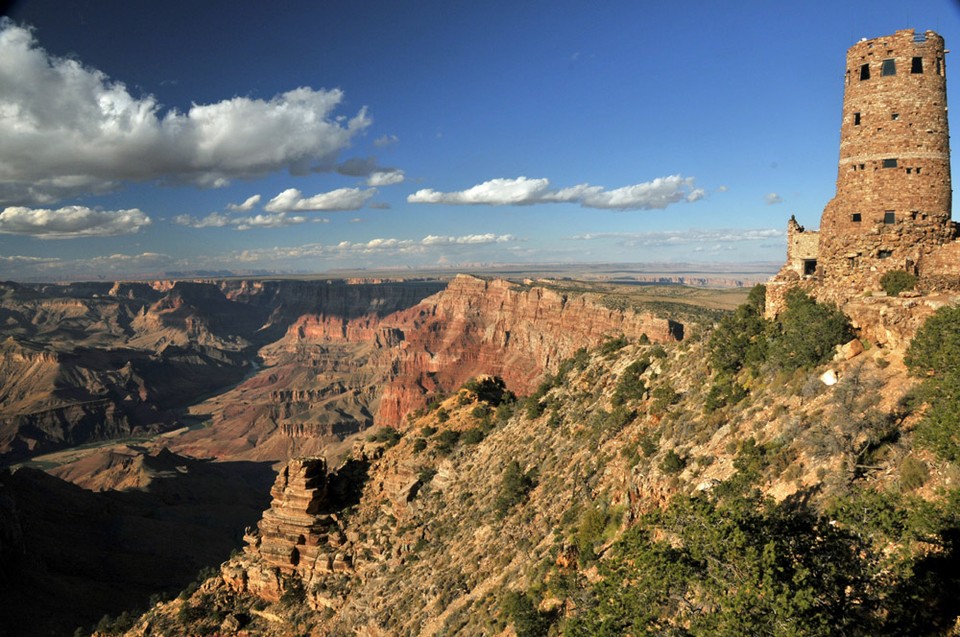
left=818, top=29, right=953, bottom=296
left=767, top=29, right=959, bottom=317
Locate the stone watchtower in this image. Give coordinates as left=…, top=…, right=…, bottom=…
left=768, top=29, right=956, bottom=315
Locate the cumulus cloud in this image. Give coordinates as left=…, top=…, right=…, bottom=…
left=765, top=192, right=783, bottom=205
left=408, top=175, right=704, bottom=210
left=233, top=213, right=307, bottom=231
left=173, top=210, right=308, bottom=230
left=0, top=251, right=176, bottom=280
left=0, top=21, right=370, bottom=205
left=230, top=233, right=519, bottom=262
left=264, top=187, right=375, bottom=212
left=226, top=194, right=261, bottom=211
left=173, top=212, right=230, bottom=228
left=0, top=205, right=150, bottom=238
left=420, top=233, right=516, bottom=245
left=366, top=170, right=405, bottom=186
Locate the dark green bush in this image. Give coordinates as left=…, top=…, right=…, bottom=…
left=367, top=426, right=402, bottom=447
left=435, top=429, right=461, bottom=454
left=905, top=306, right=960, bottom=462
left=461, top=427, right=485, bottom=444
left=769, top=288, right=853, bottom=371
left=495, top=461, right=536, bottom=517
left=501, top=590, right=552, bottom=637
left=600, top=335, right=629, bottom=356
left=461, top=376, right=512, bottom=406
left=661, top=449, right=686, bottom=474
left=880, top=270, right=917, bottom=296
left=612, top=358, right=649, bottom=406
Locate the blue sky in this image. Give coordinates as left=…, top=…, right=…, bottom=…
left=1, top=0, right=959, bottom=280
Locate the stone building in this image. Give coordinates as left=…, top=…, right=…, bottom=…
left=767, top=29, right=959, bottom=316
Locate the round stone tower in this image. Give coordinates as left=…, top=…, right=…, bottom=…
left=818, top=29, right=953, bottom=293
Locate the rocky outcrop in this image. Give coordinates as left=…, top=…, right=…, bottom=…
left=225, top=457, right=355, bottom=605
left=374, top=275, right=682, bottom=424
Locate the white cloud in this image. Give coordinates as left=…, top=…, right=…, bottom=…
left=264, top=187, right=375, bottom=212
left=226, top=194, right=261, bottom=211
left=0, top=205, right=150, bottom=238
left=233, top=213, right=307, bottom=231
left=366, top=170, right=405, bottom=186
left=765, top=192, right=783, bottom=205
left=0, top=21, right=370, bottom=205
left=420, top=233, right=516, bottom=245
left=0, top=251, right=175, bottom=279
left=173, top=212, right=229, bottom=228
left=173, top=209, right=308, bottom=230
left=408, top=175, right=703, bottom=210
left=229, top=233, right=520, bottom=262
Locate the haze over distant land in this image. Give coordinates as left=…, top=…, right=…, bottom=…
left=0, top=1, right=958, bottom=279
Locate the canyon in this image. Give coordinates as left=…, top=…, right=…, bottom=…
left=0, top=274, right=685, bottom=636
left=6, top=271, right=955, bottom=635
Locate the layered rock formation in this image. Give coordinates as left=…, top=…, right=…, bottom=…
left=223, top=457, right=357, bottom=605
left=0, top=278, right=443, bottom=462
left=374, top=275, right=682, bottom=424
left=168, top=275, right=685, bottom=462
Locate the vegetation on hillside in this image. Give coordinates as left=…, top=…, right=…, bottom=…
left=116, top=286, right=960, bottom=637
left=706, top=286, right=853, bottom=410
left=906, top=305, right=960, bottom=462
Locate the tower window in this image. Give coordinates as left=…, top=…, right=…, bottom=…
left=878, top=250, right=893, bottom=259
left=884, top=211, right=896, bottom=224
left=854, top=112, right=861, bottom=125
left=912, top=56, right=924, bottom=74
left=803, top=260, right=817, bottom=276
left=937, top=57, right=943, bottom=75
left=882, top=158, right=898, bottom=168
left=881, top=59, right=896, bottom=76
left=891, top=113, right=899, bottom=121
left=860, top=63, right=871, bottom=80
left=851, top=213, right=862, bottom=222
left=907, top=167, right=913, bottom=174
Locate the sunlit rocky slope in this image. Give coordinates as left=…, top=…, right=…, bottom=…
left=114, top=286, right=960, bottom=636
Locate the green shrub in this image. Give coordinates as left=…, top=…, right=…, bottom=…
left=661, top=450, right=686, bottom=474
left=600, top=335, right=629, bottom=356
left=900, top=456, right=929, bottom=491
left=461, top=376, right=512, bottom=406
left=880, top=270, right=917, bottom=296
left=650, top=384, right=680, bottom=414
left=575, top=502, right=622, bottom=564
left=495, top=461, right=536, bottom=517
left=612, top=358, right=649, bottom=406
left=367, top=426, right=402, bottom=447
left=435, top=429, right=461, bottom=454
left=461, top=427, right=485, bottom=444
left=905, top=306, right=960, bottom=462
left=708, top=285, right=770, bottom=376
left=501, top=590, right=552, bottom=637
left=769, top=288, right=853, bottom=371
